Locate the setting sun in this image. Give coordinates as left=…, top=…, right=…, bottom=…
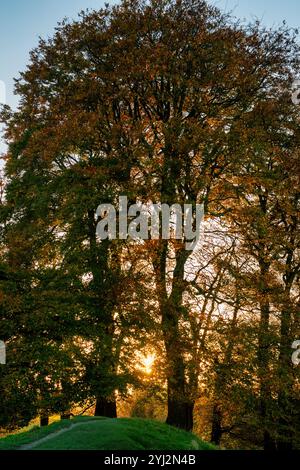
left=142, top=354, right=156, bottom=374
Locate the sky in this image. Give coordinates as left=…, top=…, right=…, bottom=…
left=0, top=0, right=299, bottom=150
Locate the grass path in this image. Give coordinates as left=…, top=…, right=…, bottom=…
left=0, top=416, right=103, bottom=450
left=0, top=417, right=217, bottom=451
left=19, top=420, right=97, bottom=450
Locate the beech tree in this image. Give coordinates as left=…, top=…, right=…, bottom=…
left=225, top=83, right=300, bottom=448
left=1, top=0, right=299, bottom=441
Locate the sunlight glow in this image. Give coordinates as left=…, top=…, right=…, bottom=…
left=142, top=354, right=156, bottom=374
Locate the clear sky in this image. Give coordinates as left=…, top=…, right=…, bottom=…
left=0, top=0, right=299, bottom=150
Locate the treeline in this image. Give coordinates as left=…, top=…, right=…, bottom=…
left=0, top=0, right=300, bottom=450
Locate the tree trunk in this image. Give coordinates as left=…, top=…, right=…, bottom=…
left=258, top=303, right=275, bottom=450
left=156, top=242, right=193, bottom=431
left=211, top=403, right=222, bottom=445
left=162, top=297, right=194, bottom=431
left=94, top=396, right=117, bottom=418
left=153, top=148, right=195, bottom=430
left=257, top=260, right=276, bottom=450
left=88, top=210, right=118, bottom=420
left=164, top=344, right=194, bottom=430
left=166, top=396, right=194, bottom=431
left=40, top=416, right=49, bottom=426
left=277, top=282, right=295, bottom=449
left=210, top=297, right=239, bottom=446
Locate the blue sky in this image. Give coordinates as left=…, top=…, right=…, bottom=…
left=0, top=0, right=109, bottom=109
left=1, top=0, right=299, bottom=109
left=213, top=0, right=300, bottom=27
left=0, top=0, right=299, bottom=151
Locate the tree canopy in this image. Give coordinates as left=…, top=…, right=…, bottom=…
left=1, top=0, right=300, bottom=450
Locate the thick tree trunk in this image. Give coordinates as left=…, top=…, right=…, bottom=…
left=164, top=342, right=194, bottom=430
left=40, top=416, right=49, bottom=426
left=157, top=253, right=193, bottom=431
left=211, top=403, right=222, bottom=445
left=210, top=296, right=239, bottom=446
left=88, top=210, right=118, bottom=420
left=277, top=283, right=294, bottom=450
left=154, top=148, right=196, bottom=430
left=258, top=304, right=275, bottom=450
left=162, top=297, right=194, bottom=431
left=166, top=396, right=194, bottom=431
left=165, top=347, right=194, bottom=430
left=94, top=396, right=117, bottom=418
left=276, top=228, right=298, bottom=450
left=257, top=260, right=276, bottom=450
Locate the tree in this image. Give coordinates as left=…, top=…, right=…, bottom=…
left=1, top=0, right=299, bottom=436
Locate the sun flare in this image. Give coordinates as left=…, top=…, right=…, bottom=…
left=142, top=354, right=156, bottom=374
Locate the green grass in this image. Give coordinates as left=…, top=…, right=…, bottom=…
left=0, top=417, right=216, bottom=450
left=0, top=416, right=103, bottom=450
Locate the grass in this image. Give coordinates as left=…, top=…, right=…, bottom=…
left=0, top=416, right=103, bottom=450
left=0, top=417, right=217, bottom=451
